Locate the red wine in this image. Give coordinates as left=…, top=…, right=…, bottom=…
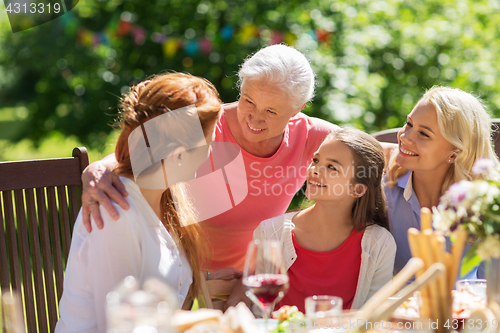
left=243, top=274, right=289, bottom=304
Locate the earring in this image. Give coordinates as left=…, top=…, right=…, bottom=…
left=178, top=163, right=182, bottom=166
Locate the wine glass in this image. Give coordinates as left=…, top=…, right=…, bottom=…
left=242, top=239, right=289, bottom=331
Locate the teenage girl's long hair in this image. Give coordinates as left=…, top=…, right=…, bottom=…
left=327, top=128, right=390, bottom=231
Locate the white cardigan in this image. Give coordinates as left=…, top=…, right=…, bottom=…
left=252, top=211, right=397, bottom=309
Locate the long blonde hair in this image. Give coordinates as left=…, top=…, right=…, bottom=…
left=114, top=73, right=221, bottom=298
left=386, top=86, right=499, bottom=194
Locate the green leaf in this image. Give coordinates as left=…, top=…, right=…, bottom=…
left=460, top=243, right=481, bottom=277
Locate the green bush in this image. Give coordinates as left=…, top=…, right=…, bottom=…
left=0, top=0, right=499, bottom=150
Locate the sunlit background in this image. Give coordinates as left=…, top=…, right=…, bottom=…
left=1, top=0, right=500, bottom=163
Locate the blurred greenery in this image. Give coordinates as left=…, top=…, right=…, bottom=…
left=0, top=129, right=119, bottom=162
left=1, top=0, right=500, bottom=161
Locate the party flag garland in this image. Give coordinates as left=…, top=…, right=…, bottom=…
left=64, top=11, right=331, bottom=58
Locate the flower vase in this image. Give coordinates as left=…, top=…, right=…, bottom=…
left=487, top=257, right=500, bottom=306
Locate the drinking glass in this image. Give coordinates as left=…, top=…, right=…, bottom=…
left=453, top=279, right=487, bottom=319
left=242, top=239, right=289, bottom=331
left=305, top=295, right=343, bottom=319
left=456, top=279, right=487, bottom=301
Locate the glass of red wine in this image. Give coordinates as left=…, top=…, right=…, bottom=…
left=242, top=239, right=289, bottom=331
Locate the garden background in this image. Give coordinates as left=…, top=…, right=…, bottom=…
left=0, top=0, right=500, bottom=165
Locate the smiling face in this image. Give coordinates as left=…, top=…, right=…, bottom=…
left=237, top=79, right=302, bottom=144
left=396, top=101, right=456, bottom=175
left=306, top=139, right=363, bottom=202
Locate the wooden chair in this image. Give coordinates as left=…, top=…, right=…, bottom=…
left=372, top=118, right=500, bottom=158
left=371, top=128, right=399, bottom=144
left=0, top=147, right=89, bottom=333
left=199, top=272, right=239, bottom=311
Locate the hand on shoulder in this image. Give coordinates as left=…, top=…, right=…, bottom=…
left=81, top=157, right=129, bottom=233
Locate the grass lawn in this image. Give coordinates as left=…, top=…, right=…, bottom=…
left=0, top=107, right=120, bottom=163
left=0, top=132, right=119, bottom=163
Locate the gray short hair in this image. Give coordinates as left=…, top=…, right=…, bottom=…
left=238, top=44, right=315, bottom=109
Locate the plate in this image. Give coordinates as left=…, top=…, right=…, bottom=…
left=255, top=318, right=279, bottom=331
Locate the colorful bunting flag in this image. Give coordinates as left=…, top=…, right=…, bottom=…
left=67, top=11, right=336, bottom=59
left=163, top=38, right=179, bottom=58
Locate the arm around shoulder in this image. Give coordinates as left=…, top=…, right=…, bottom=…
left=81, top=155, right=129, bottom=232
left=302, top=116, right=339, bottom=158
left=101, top=153, right=119, bottom=170
left=306, top=115, right=339, bottom=135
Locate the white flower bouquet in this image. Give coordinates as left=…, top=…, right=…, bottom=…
left=433, top=159, right=500, bottom=275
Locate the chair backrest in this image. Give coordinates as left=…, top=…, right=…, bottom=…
left=372, top=119, right=500, bottom=159
left=0, top=147, right=89, bottom=333
left=198, top=272, right=239, bottom=311
left=371, top=128, right=399, bottom=144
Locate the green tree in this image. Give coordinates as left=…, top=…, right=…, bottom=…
left=302, top=0, right=500, bottom=131
left=1, top=0, right=500, bottom=149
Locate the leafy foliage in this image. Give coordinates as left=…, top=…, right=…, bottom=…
left=1, top=0, right=500, bottom=149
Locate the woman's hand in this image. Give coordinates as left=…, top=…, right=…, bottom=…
left=209, top=267, right=243, bottom=281
left=204, top=268, right=250, bottom=310
left=81, top=160, right=129, bottom=233
left=224, top=278, right=251, bottom=310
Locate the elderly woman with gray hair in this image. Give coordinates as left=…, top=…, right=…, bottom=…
left=80, top=44, right=339, bottom=297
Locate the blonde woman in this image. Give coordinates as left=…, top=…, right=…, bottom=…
left=385, top=86, right=499, bottom=276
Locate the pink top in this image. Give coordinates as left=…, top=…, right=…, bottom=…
left=198, top=107, right=337, bottom=270
left=278, top=229, right=364, bottom=312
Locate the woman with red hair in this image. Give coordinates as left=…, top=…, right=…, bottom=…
left=56, top=73, right=222, bottom=332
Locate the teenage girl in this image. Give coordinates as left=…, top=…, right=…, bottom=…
left=253, top=127, right=396, bottom=312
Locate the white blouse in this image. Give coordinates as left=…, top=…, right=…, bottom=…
left=56, top=177, right=192, bottom=333
left=253, top=211, right=396, bottom=309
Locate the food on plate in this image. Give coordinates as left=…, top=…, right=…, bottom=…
left=185, top=321, right=228, bottom=333
left=223, top=303, right=261, bottom=333
left=173, top=303, right=263, bottom=333
left=271, top=305, right=306, bottom=333
left=391, top=297, right=420, bottom=319
left=173, top=308, right=224, bottom=332
left=389, top=286, right=487, bottom=321
left=452, top=288, right=487, bottom=319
